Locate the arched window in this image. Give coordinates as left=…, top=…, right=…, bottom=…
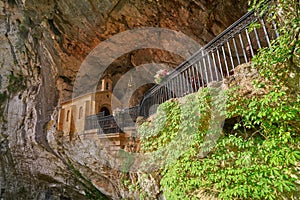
left=100, top=107, right=110, bottom=116
left=66, top=110, right=70, bottom=122
left=78, top=107, right=83, bottom=119
left=106, top=82, right=109, bottom=90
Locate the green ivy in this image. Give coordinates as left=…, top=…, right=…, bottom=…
left=137, top=0, right=300, bottom=199
left=139, top=88, right=299, bottom=199
left=138, top=88, right=214, bottom=171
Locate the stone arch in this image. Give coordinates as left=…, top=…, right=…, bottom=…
left=99, top=105, right=111, bottom=116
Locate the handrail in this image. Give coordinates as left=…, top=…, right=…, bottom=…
left=85, top=106, right=140, bottom=134
left=85, top=6, right=279, bottom=133
left=143, top=10, right=257, bottom=98
left=140, top=8, right=278, bottom=117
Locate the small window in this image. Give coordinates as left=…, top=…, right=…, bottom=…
left=78, top=107, right=83, bottom=119
left=100, top=107, right=110, bottom=116
left=106, top=82, right=109, bottom=90
left=66, top=110, right=70, bottom=122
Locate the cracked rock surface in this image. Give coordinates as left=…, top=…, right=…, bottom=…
left=0, top=0, right=248, bottom=199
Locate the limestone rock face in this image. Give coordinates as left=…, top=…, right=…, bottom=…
left=0, top=0, right=248, bottom=199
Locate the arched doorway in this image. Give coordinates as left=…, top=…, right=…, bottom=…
left=100, top=107, right=110, bottom=116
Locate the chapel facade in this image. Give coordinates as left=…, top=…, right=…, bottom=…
left=57, top=77, right=121, bottom=139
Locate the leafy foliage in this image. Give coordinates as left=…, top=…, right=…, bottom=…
left=138, top=88, right=214, bottom=171
left=7, top=73, right=26, bottom=94
left=249, top=0, right=300, bottom=88
left=137, top=0, right=300, bottom=199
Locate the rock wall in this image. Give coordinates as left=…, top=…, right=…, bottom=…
left=0, top=0, right=248, bottom=199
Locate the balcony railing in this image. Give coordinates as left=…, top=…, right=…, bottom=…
left=140, top=9, right=279, bottom=117
left=85, top=7, right=279, bottom=134
left=85, top=106, right=140, bottom=134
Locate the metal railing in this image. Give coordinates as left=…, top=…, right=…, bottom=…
left=140, top=9, right=279, bottom=117
left=85, top=106, right=140, bottom=134
left=85, top=8, right=279, bottom=134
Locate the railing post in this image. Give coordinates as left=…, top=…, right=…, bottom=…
left=201, top=51, right=209, bottom=84
left=190, top=65, right=197, bottom=92
left=211, top=51, right=220, bottom=81
left=260, top=18, right=271, bottom=47
left=245, top=28, right=255, bottom=58
left=253, top=26, right=262, bottom=49
left=207, top=53, right=214, bottom=82
left=238, top=32, right=248, bottom=63
left=226, top=41, right=235, bottom=69
left=175, top=75, right=180, bottom=97
left=216, top=48, right=225, bottom=79
left=197, top=63, right=202, bottom=89
left=232, top=36, right=241, bottom=66
left=187, top=67, right=193, bottom=93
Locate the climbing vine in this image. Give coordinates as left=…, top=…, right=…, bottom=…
left=137, top=0, right=300, bottom=199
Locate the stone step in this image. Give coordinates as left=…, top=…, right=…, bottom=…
left=123, top=126, right=136, bottom=131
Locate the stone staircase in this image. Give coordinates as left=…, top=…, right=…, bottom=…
left=82, top=126, right=138, bottom=156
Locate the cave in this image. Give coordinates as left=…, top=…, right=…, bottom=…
left=0, top=0, right=254, bottom=199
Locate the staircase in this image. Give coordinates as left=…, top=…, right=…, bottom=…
left=82, top=126, right=138, bottom=156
